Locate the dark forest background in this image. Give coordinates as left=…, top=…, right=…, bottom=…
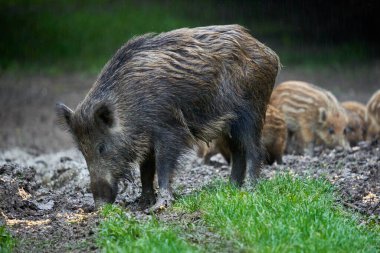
left=0, top=0, right=379, bottom=73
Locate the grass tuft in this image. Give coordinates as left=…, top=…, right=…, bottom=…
left=0, top=225, right=16, bottom=253
left=175, top=175, right=380, bottom=252
left=97, top=205, right=200, bottom=253
left=96, top=175, right=379, bottom=252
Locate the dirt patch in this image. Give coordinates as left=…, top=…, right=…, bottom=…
left=0, top=150, right=98, bottom=252
left=0, top=73, right=93, bottom=152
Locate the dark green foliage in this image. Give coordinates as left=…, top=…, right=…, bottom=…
left=0, top=1, right=376, bottom=73
left=0, top=1, right=197, bottom=72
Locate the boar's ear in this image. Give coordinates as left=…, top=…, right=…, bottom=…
left=318, top=107, right=327, bottom=123
left=56, top=102, right=73, bottom=131
left=94, top=103, right=116, bottom=129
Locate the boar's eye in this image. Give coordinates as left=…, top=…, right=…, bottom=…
left=345, top=127, right=354, bottom=134
left=97, top=143, right=106, bottom=155
left=328, top=127, right=335, bottom=135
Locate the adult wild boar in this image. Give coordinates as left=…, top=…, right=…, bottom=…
left=56, top=25, right=280, bottom=211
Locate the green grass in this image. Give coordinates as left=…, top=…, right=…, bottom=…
left=97, top=175, right=379, bottom=252
left=0, top=225, right=16, bottom=253
left=97, top=205, right=200, bottom=253
left=176, top=175, right=380, bottom=252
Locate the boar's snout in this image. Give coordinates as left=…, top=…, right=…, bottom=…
left=90, top=177, right=118, bottom=209
left=339, top=136, right=351, bottom=151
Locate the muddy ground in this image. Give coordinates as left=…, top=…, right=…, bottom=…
left=0, top=64, right=379, bottom=252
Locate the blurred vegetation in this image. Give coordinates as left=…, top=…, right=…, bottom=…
left=0, top=0, right=378, bottom=73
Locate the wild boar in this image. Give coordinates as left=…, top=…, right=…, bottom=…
left=341, top=101, right=367, bottom=146
left=262, top=105, right=287, bottom=164
left=56, top=25, right=280, bottom=211
left=198, top=105, right=287, bottom=165
left=270, top=81, right=350, bottom=156
left=196, top=139, right=231, bottom=165
left=366, top=90, right=380, bottom=142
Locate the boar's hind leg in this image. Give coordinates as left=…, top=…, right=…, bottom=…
left=246, top=136, right=263, bottom=182
left=226, top=122, right=250, bottom=186
left=228, top=137, right=247, bottom=186
left=139, top=151, right=156, bottom=208
left=229, top=113, right=263, bottom=185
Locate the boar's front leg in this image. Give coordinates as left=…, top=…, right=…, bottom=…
left=148, top=129, right=187, bottom=212
left=139, top=151, right=156, bottom=209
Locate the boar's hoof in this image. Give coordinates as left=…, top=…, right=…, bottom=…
left=138, top=194, right=156, bottom=209
left=145, top=198, right=173, bottom=214
left=82, top=204, right=96, bottom=213
left=144, top=190, right=174, bottom=214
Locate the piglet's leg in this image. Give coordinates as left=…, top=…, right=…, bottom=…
left=300, top=126, right=315, bottom=156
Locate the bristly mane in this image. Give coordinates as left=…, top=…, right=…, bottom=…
left=97, top=33, right=157, bottom=91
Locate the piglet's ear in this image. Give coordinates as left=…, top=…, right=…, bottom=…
left=94, top=103, right=116, bottom=129
left=318, top=107, right=327, bottom=123
left=56, top=102, right=73, bottom=131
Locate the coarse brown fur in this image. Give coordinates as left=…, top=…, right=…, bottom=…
left=341, top=101, right=367, bottom=146
left=366, top=90, right=380, bottom=142
left=198, top=105, right=287, bottom=165
left=56, top=25, right=280, bottom=211
left=270, top=81, right=350, bottom=156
